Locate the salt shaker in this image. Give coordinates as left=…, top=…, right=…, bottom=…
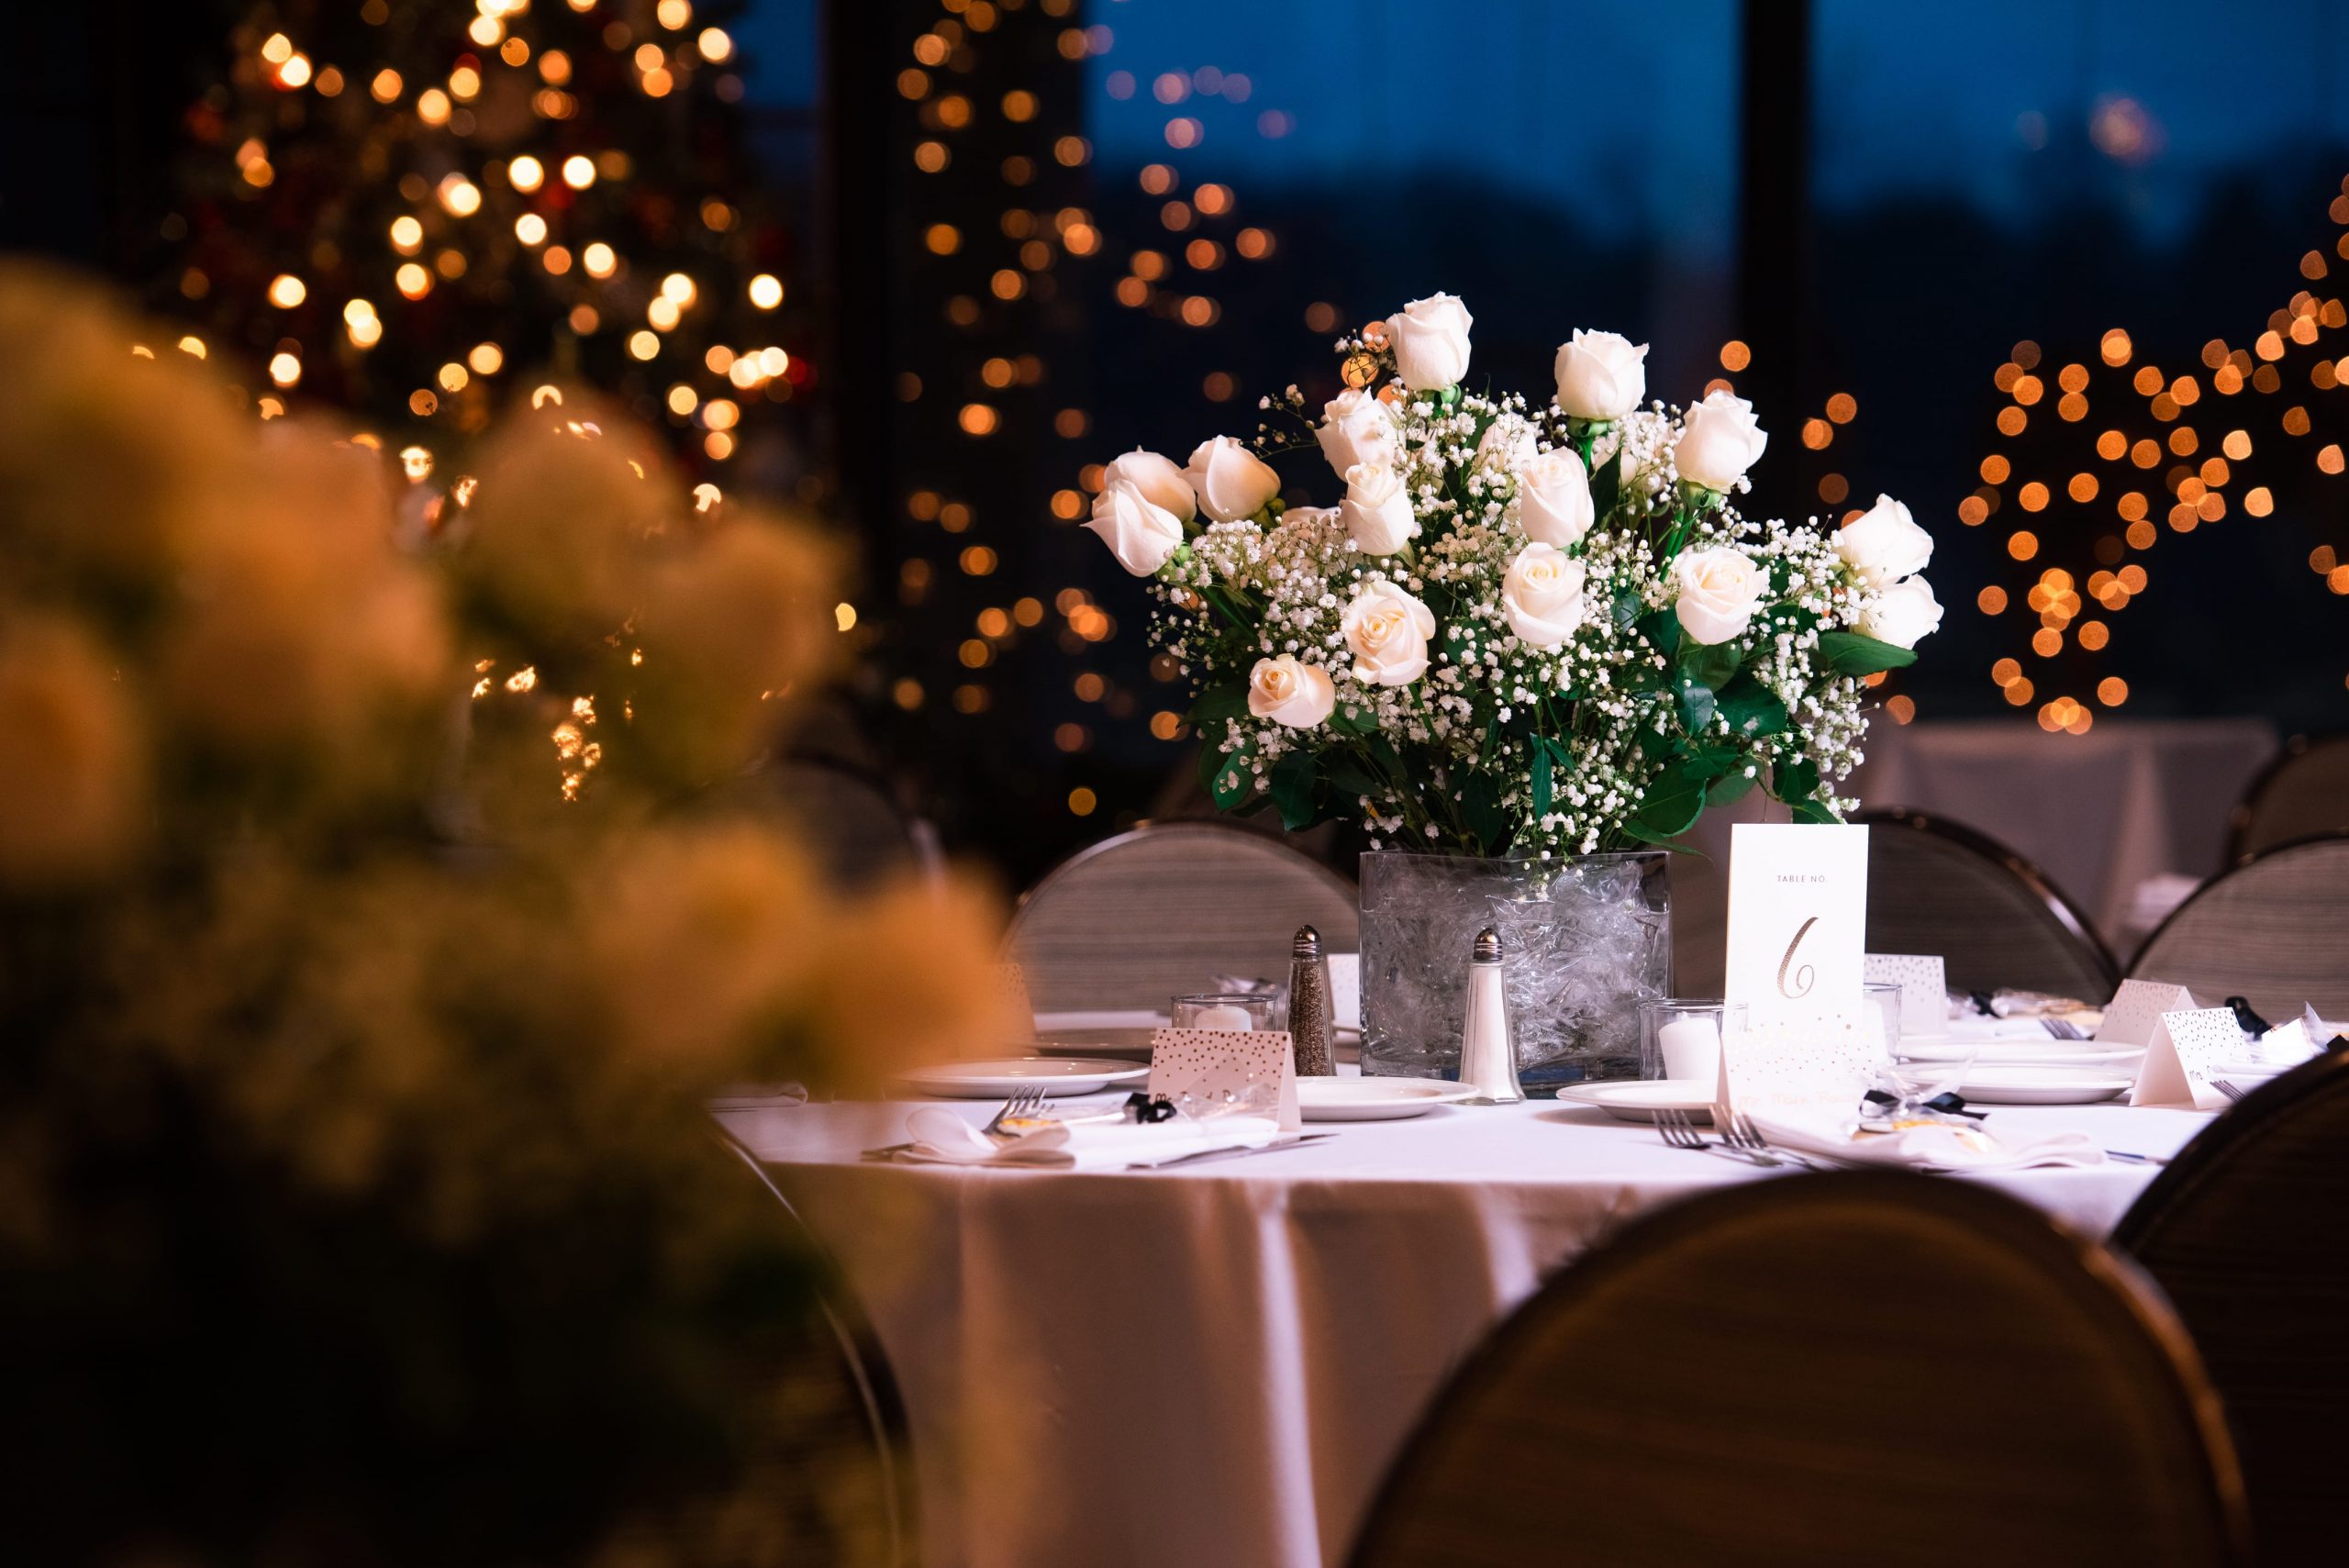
left=1458, top=926, right=1524, bottom=1105
left=1286, top=925, right=1336, bottom=1077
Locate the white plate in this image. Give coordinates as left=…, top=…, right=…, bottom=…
left=1898, top=1041, right=2144, bottom=1069
left=1299, top=1077, right=1473, bottom=1121
left=2212, top=1057, right=2306, bottom=1081
left=1954, top=1067, right=2134, bottom=1106
left=1553, top=1080, right=1717, bottom=1123
left=896, top=1057, right=1149, bottom=1098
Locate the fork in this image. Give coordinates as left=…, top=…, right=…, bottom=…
left=1653, top=1106, right=1711, bottom=1151
left=2042, top=1017, right=2090, bottom=1041
left=982, top=1086, right=1051, bottom=1136
left=2212, top=1078, right=2246, bottom=1104
left=1723, top=1111, right=1836, bottom=1170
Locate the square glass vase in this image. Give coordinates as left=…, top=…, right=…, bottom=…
left=1357, top=849, right=1672, bottom=1091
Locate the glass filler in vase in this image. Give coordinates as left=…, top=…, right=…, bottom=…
left=1077, top=295, right=1943, bottom=1089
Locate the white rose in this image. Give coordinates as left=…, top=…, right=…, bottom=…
left=1341, top=580, right=1436, bottom=687
left=1673, top=545, right=1766, bottom=645
left=1500, top=543, right=1588, bottom=650
left=1183, top=435, right=1283, bottom=523
left=1083, top=481, right=1186, bottom=576
left=1385, top=293, right=1474, bottom=392
left=1316, top=387, right=1399, bottom=480
left=1101, top=448, right=1197, bottom=524
left=1673, top=390, right=1769, bottom=492
left=1836, top=494, right=1933, bottom=588
left=1247, top=654, right=1336, bottom=728
left=1859, top=576, right=1943, bottom=650
left=1552, top=329, right=1649, bottom=421
left=1339, top=462, right=1419, bottom=556
left=1516, top=447, right=1594, bottom=548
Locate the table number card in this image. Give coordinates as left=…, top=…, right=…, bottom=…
left=2131, top=1006, right=2243, bottom=1110
left=2096, top=979, right=2199, bottom=1047
left=1148, top=1028, right=1300, bottom=1131
left=1865, top=953, right=1948, bottom=1040
left=1715, top=1010, right=1885, bottom=1125
left=1724, top=824, right=1871, bottom=1024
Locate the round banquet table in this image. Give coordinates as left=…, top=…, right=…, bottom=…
left=714, top=1089, right=2213, bottom=1568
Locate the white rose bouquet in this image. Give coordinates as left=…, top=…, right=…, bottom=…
left=1081, top=294, right=1942, bottom=857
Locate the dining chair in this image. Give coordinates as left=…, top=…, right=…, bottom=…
left=2114, top=1050, right=2349, bottom=1563
left=729, top=752, right=944, bottom=891
left=1349, top=1173, right=2248, bottom=1568
left=1006, top=820, right=1359, bottom=1012
left=1855, top=807, right=2121, bottom=1000
left=717, top=1136, right=918, bottom=1568
left=2128, top=833, right=2349, bottom=1020
left=2227, top=731, right=2349, bottom=862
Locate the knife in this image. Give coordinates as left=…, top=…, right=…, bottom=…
left=1126, top=1134, right=1335, bottom=1170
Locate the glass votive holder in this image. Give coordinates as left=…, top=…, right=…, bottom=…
left=1863, top=981, right=1903, bottom=1062
left=1638, top=999, right=1749, bottom=1084
left=1172, top=992, right=1277, bottom=1032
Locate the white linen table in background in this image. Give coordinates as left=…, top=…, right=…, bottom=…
left=716, top=1091, right=2208, bottom=1568
left=1849, top=716, right=2276, bottom=947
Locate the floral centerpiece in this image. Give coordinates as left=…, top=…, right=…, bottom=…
left=1079, top=294, right=1942, bottom=1080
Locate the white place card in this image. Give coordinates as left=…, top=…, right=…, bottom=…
left=1724, top=823, right=1871, bottom=1025
left=2096, top=979, right=2200, bottom=1047
left=1865, top=952, right=1948, bottom=1039
left=2131, top=1006, right=2243, bottom=1111
left=1149, top=1028, right=1300, bottom=1131
left=1716, top=1009, right=1884, bottom=1127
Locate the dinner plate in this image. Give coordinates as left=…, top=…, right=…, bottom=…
left=1298, top=1077, right=1473, bottom=1121
left=1897, top=1041, right=2144, bottom=1069
left=1553, top=1080, right=1716, bottom=1123
left=1952, top=1066, right=2134, bottom=1106
left=896, top=1057, right=1149, bottom=1098
left=1033, top=1027, right=1158, bottom=1060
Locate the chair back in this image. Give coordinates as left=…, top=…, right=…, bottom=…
left=2128, top=834, right=2349, bottom=1020
left=1007, top=821, right=1357, bottom=1012
left=718, top=1138, right=917, bottom=1567
left=1351, top=1174, right=2246, bottom=1568
left=2114, top=1051, right=2349, bottom=1562
left=738, top=755, right=939, bottom=892
left=2229, top=732, right=2349, bottom=862
left=1857, top=807, right=2119, bottom=999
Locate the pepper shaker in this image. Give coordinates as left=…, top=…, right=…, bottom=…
left=1286, top=925, right=1336, bottom=1077
left=1458, top=927, right=1524, bottom=1104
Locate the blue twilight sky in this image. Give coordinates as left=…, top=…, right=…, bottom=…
left=1078, top=0, right=2349, bottom=255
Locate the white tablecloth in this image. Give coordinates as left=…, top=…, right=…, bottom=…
left=1850, top=717, right=2276, bottom=948
left=717, top=1090, right=2209, bottom=1568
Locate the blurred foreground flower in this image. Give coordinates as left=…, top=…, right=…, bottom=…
left=0, top=265, right=1013, bottom=1566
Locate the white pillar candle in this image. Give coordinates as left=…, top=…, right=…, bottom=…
left=1657, top=1016, right=1722, bottom=1083
left=1192, top=1003, right=1255, bottom=1031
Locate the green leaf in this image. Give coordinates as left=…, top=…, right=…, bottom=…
left=1531, top=736, right=1555, bottom=818
left=1270, top=748, right=1319, bottom=830
left=1186, top=684, right=1250, bottom=727
left=1327, top=702, right=1377, bottom=736
left=1609, top=588, right=1642, bottom=631
left=1816, top=629, right=1919, bottom=676
left=1680, top=638, right=1742, bottom=691
left=1790, top=795, right=1842, bottom=825
left=1209, top=742, right=1258, bottom=809
left=1707, top=769, right=1757, bottom=806
left=1328, top=756, right=1384, bottom=799
left=1773, top=755, right=1821, bottom=803
left=1715, top=673, right=1789, bottom=739
left=1626, top=760, right=1708, bottom=841
left=1459, top=773, right=1508, bottom=854
left=1634, top=606, right=1682, bottom=661
left=1676, top=678, right=1716, bottom=734
left=1588, top=445, right=1623, bottom=517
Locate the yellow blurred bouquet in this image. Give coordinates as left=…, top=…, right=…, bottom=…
left=0, top=266, right=1010, bottom=1565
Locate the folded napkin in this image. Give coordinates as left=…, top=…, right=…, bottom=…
left=1748, top=1112, right=2105, bottom=1173
left=897, top=1106, right=1283, bottom=1170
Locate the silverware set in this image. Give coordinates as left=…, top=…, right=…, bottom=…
left=864, top=1086, right=1330, bottom=1167
left=2213, top=1079, right=2247, bottom=1103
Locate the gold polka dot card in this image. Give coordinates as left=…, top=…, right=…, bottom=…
left=1146, top=1028, right=1300, bottom=1131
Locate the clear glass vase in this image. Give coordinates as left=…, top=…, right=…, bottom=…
left=1357, top=850, right=1672, bottom=1091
